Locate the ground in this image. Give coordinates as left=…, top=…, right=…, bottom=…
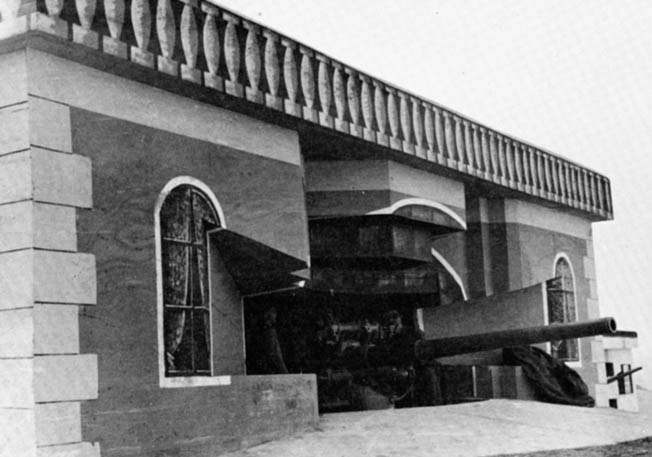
left=496, top=437, right=652, bottom=457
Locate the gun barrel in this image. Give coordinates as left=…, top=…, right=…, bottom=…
left=415, top=317, right=617, bottom=361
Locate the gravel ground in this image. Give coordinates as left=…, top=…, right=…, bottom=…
left=494, top=436, right=652, bottom=457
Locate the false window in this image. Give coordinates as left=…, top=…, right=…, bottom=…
left=159, top=184, right=220, bottom=377
left=546, top=256, right=579, bottom=362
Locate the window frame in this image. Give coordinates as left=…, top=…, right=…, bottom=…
left=155, top=176, right=232, bottom=388
left=545, top=253, right=581, bottom=366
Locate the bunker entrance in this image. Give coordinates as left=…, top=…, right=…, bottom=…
left=244, top=290, right=437, bottom=412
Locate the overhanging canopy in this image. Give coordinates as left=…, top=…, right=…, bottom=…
left=208, top=228, right=307, bottom=296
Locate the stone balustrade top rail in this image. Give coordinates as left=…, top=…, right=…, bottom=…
left=0, top=0, right=613, bottom=219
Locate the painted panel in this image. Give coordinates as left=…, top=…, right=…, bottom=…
left=72, top=110, right=315, bottom=455
left=423, top=283, right=546, bottom=340
left=27, top=50, right=301, bottom=166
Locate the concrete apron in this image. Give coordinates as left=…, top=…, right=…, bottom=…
left=225, top=398, right=652, bottom=457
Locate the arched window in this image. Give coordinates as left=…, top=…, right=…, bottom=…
left=547, top=256, right=579, bottom=362
left=159, top=184, right=221, bottom=376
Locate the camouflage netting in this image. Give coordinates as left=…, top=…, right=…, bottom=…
left=504, top=346, right=595, bottom=407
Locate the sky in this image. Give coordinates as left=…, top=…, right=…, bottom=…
left=215, top=0, right=652, bottom=388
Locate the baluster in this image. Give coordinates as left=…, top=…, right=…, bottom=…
left=347, top=69, right=362, bottom=137
left=360, top=76, right=375, bottom=142
left=543, top=155, right=552, bottom=196
left=201, top=4, right=222, bottom=90
left=589, top=173, right=598, bottom=211
left=577, top=168, right=586, bottom=207
left=604, top=179, right=612, bottom=215
left=472, top=126, right=483, bottom=175
left=46, top=0, right=64, bottom=17
left=583, top=170, right=591, bottom=209
left=223, top=13, right=243, bottom=97
left=513, top=142, right=523, bottom=187
left=575, top=167, right=584, bottom=207
left=563, top=162, right=572, bottom=203
left=505, top=137, right=515, bottom=185
left=567, top=163, right=575, bottom=204
left=598, top=176, right=607, bottom=212
left=443, top=111, right=456, bottom=166
left=557, top=161, right=567, bottom=202
left=497, top=134, right=507, bottom=183
left=298, top=46, right=315, bottom=120
left=398, top=94, right=413, bottom=153
left=263, top=30, right=281, bottom=110
left=434, top=107, right=446, bottom=164
left=480, top=128, right=490, bottom=178
left=576, top=167, right=584, bottom=207
left=535, top=151, right=544, bottom=194
left=585, top=172, right=593, bottom=209
left=316, top=54, right=334, bottom=128
left=373, top=81, right=389, bottom=147
left=27, top=0, right=59, bottom=18
left=130, top=0, right=154, bottom=67
left=453, top=116, right=465, bottom=169
left=155, top=0, right=176, bottom=75
left=527, top=147, right=537, bottom=192
left=282, top=40, right=300, bottom=117
left=569, top=166, right=578, bottom=205
left=387, top=88, right=401, bottom=150
left=243, top=21, right=262, bottom=102
left=103, top=0, right=126, bottom=56
left=551, top=158, right=560, bottom=200
left=399, top=94, right=413, bottom=153
left=412, top=98, right=426, bottom=159
left=464, top=120, right=474, bottom=171
left=180, top=1, right=200, bottom=83
left=518, top=144, right=528, bottom=189
left=489, top=131, right=499, bottom=181
left=424, top=104, right=436, bottom=162
left=73, top=0, right=98, bottom=47
left=332, top=63, right=348, bottom=133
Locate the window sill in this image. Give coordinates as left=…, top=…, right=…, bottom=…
left=160, top=375, right=232, bottom=389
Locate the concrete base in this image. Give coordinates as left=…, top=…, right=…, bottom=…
left=222, top=398, right=652, bottom=457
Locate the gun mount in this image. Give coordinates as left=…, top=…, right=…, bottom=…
left=245, top=293, right=619, bottom=412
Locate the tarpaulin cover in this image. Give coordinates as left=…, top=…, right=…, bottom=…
left=503, top=346, right=595, bottom=407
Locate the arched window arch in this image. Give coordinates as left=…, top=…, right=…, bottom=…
left=547, top=255, right=579, bottom=362
left=156, top=179, right=223, bottom=377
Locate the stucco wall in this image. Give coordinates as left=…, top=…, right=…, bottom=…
left=429, top=196, right=600, bottom=392
left=70, top=108, right=317, bottom=456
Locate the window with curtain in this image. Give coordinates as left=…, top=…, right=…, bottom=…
left=160, top=184, right=219, bottom=376
left=546, top=257, right=579, bottom=362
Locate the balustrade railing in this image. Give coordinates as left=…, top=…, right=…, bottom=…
left=0, top=0, right=613, bottom=219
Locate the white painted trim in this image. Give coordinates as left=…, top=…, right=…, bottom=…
left=155, top=176, right=232, bottom=388
left=430, top=247, right=468, bottom=301
left=546, top=253, right=582, bottom=366
left=367, top=198, right=467, bottom=230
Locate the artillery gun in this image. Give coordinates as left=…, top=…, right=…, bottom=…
left=309, top=316, right=617, bottom=411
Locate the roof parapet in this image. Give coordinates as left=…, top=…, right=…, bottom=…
left=0, top=0, right=613, bottom=220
